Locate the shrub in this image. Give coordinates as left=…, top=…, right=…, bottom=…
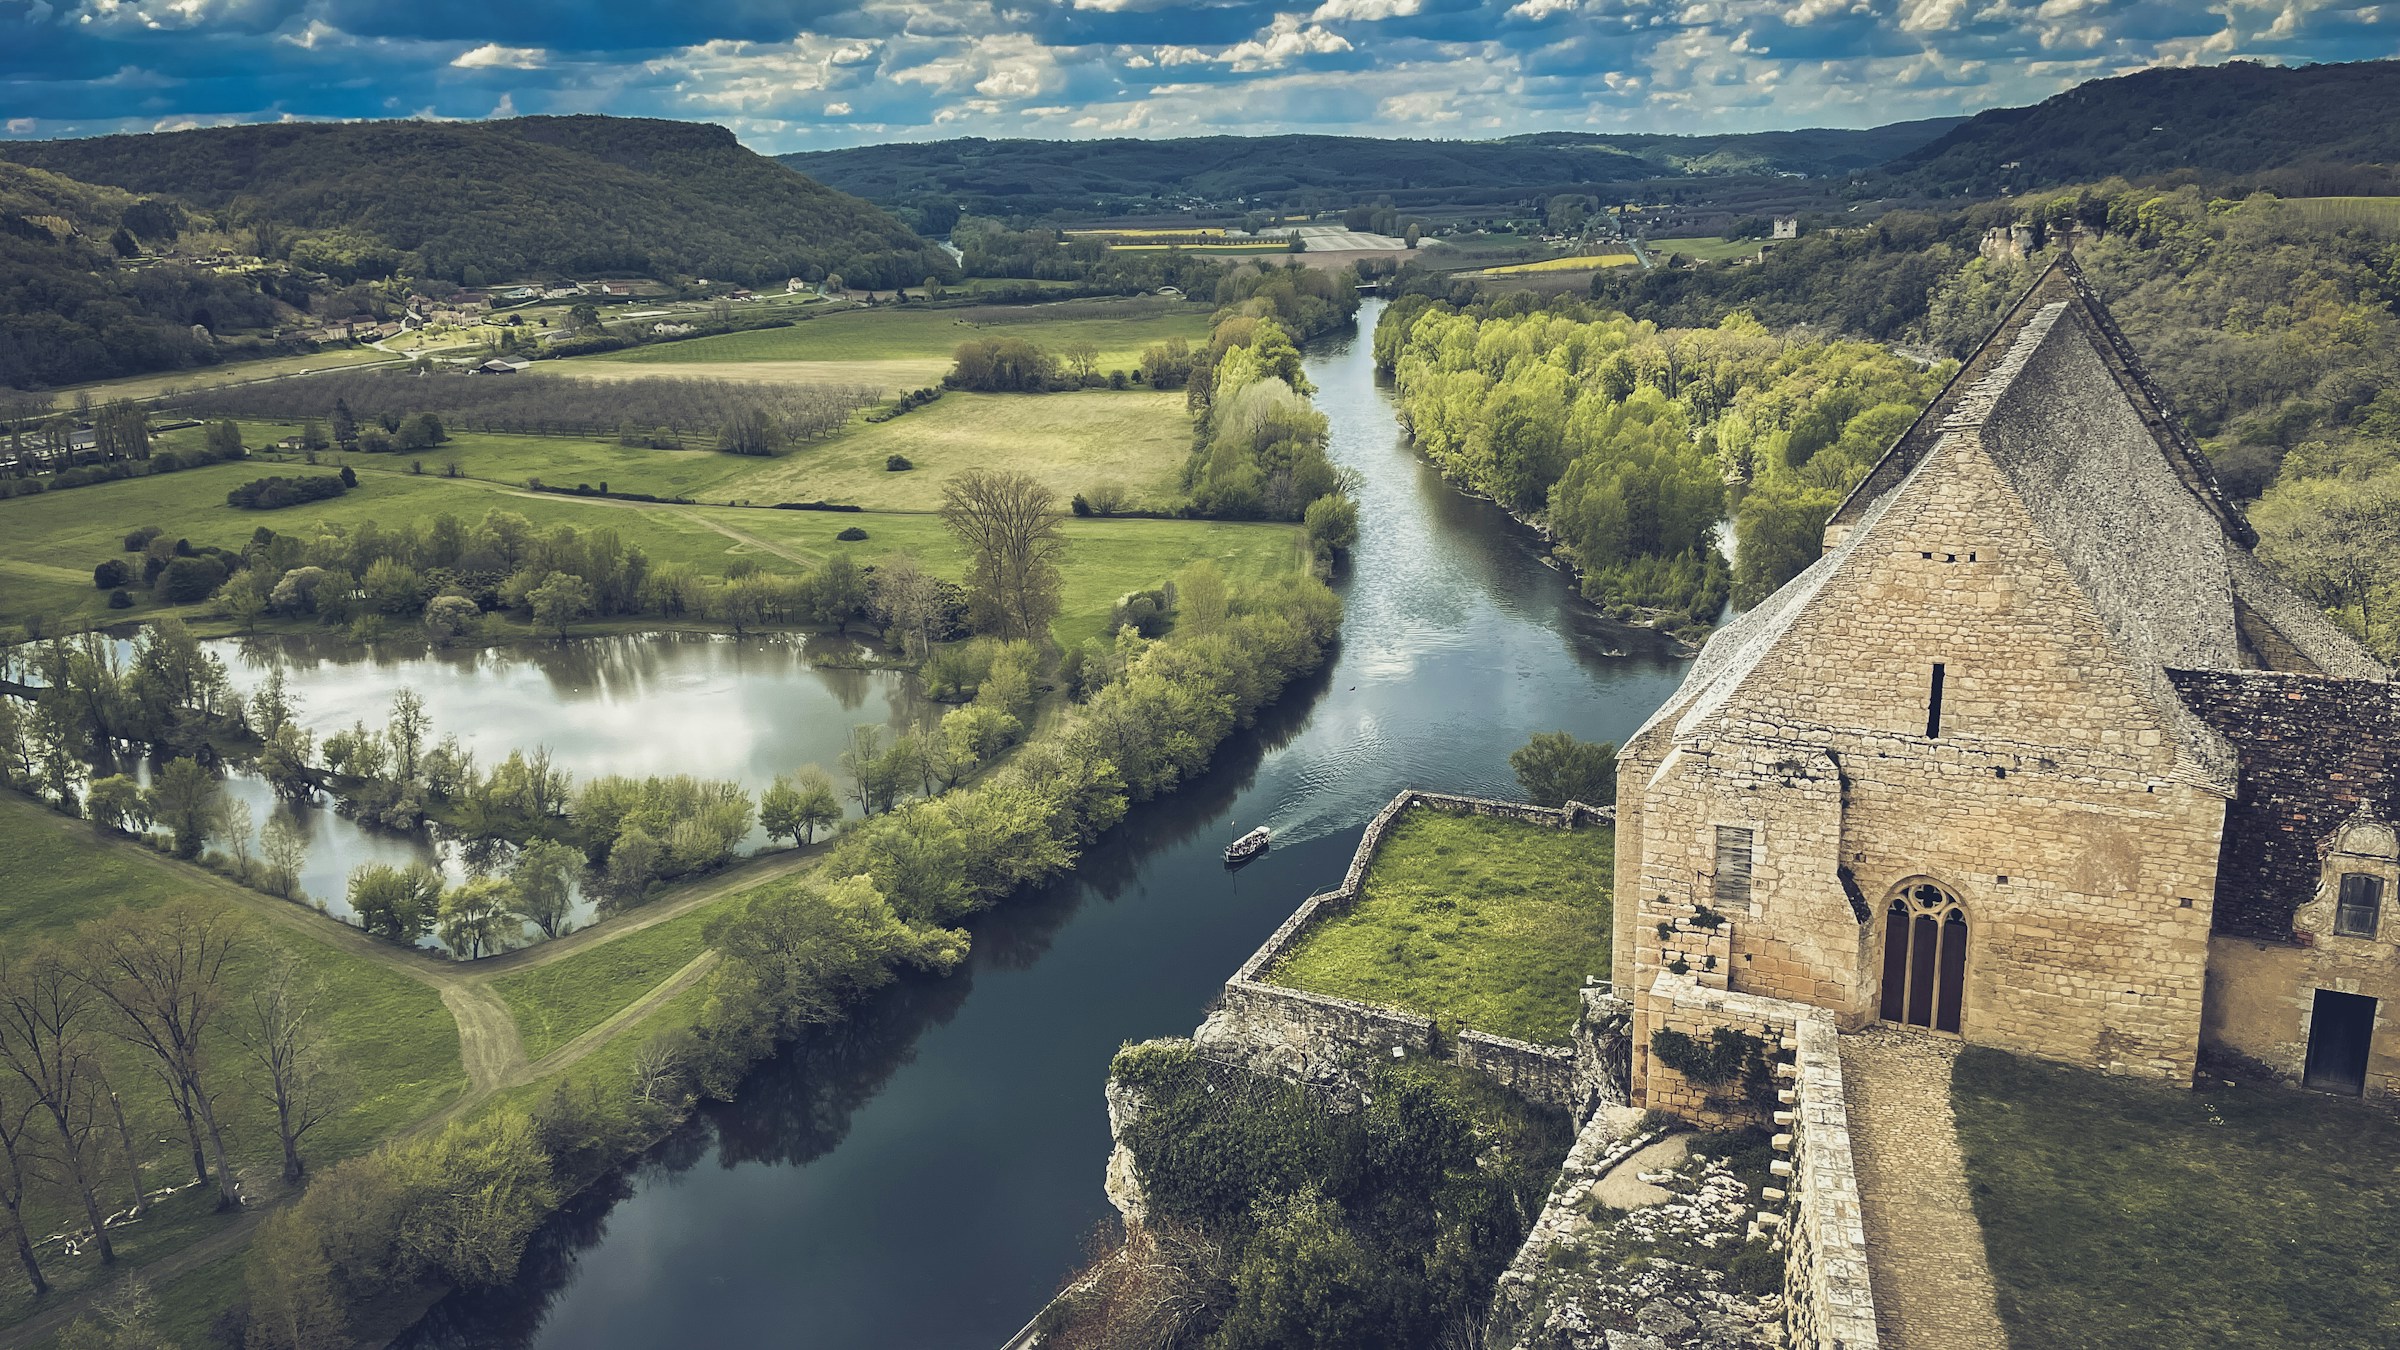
left=93, top=558, right=130, bottom=589
left=158, top=555, right=231, bottom=603
left=124, top=524, right=162, bottom=551
left=107, top=588, right=133, bottom=609
left=886, top=454, right=912, bottom=471
left=227, top=474, right=350, bottom=510
left=836, top=526, right=869, bottom=541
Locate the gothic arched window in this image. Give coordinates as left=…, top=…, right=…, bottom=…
left=1878, top=880, right=1968, bottom=1034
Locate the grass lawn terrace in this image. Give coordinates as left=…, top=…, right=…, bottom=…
left=1268, top=807, right=1612, bottom=1045
left=1953, top=1045, right=2400, bottom=1350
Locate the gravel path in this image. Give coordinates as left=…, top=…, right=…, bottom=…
left=1838, top=1026, right=2009, bottom=1350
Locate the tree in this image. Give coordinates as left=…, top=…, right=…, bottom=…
left=205, top=420, right=243, bottom=459
left=767, top=767, right=843, bottom=844
left=0, top=945, right=119, bottom=1263
left=528, top=573, right=594, bottom=639
left=75, top=902, right=246, bottom=1209
left=330, top=399, right=357, bottom=450
left=242, top=954, right=345, bottom=1185
left=840, top=725, right=898, bottom=816
left=146, top=756, right=223, bottom=860
left=261, top=815, right=307, bottom=899
left=423, top=594, right=481, bottom=646
left=348, top=862, right=443, bottom=944
left=940, top=469, right=1067, bottom=641
left=1064, top=340, right=1100, bottom=384
left=702, top=875, right=964, bottom=1037
left=1304, top=492, right=1359, bottom=560
left=437, top=878, right=516, bottom=960
left=870, top=557, right=947, bottom=659
left=258, top=722, right=318, bottom=802
left=508, top=839, right=582, bottom=939
left=298, top=418, right=328, bottom=452
left=0, top=1073, right=45, bottom=1296
left=1509, top=731, right=1618, bottom=808
left=85, top=775, right=149, bottom=835
left=382, top=1110, right=558, bottom=1288
left=219, top=570, right=269, bottom=631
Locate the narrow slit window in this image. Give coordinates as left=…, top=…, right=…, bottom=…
left=1926, top=662, right=1947, bottom=739
left=2335, top=873, right=2384, bottom=939
left=1714, top=826, right=1754, bottom=907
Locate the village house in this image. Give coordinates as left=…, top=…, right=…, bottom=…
left=1615, top=255, right=2400, bottom=1104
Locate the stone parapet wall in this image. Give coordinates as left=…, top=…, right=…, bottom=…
left=1206, top=790, right=1614, bottom=1114
left=1648, top=972, right=1878, bottom=1350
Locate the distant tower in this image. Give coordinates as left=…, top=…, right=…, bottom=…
left=1771, top=217, right=1799, bottom=240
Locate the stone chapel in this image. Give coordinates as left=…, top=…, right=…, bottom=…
left=1615, top=253, right=2400, bottom=1103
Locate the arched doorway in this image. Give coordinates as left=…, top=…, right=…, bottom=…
left=1879, top=880, right=1968, bottom=1034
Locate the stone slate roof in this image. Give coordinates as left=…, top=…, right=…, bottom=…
left=1632, top=253, right=2387, bottom=779
left=2167, top=670, right=2400, bottom=941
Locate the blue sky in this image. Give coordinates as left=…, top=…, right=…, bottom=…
left=0, top=0, right=2391, bottom=150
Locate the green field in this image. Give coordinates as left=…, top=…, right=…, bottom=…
left=0, top=796, right=465, bottom=1326
left=1269, top=809, right=1614, bottom=1044
left=1955, top=1047, right=2400, bottom=1349
left=53, top=345, right=404, bottom=404
left=1647, top=236, right=1766, bottom=262
left=585, top=297, right=1213, bottom=382
left=0, top=457, right=1303, bottom=647
left=493, top=900, right=725, bottom=1061
left=728, top=391, right=1194, bottom=511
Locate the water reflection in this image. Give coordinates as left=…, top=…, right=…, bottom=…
left=394, top=299, right=1693, bottom=1350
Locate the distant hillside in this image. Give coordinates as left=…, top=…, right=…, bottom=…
left=0, top=116, right=953, bottom=290
left=1876, top=60, right=2400, bottom=198
left=779, top=121, right=1964, bottom=220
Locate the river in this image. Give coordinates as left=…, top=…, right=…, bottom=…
left=393, top=298, right=1691, bottom=1349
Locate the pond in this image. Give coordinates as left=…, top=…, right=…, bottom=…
left=82, top=631, right=938, bottom=940
left=392, top=297, right=1693, bottom=1348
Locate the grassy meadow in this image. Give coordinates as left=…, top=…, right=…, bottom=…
left=1646, top=236, right=1767, bottom=262
left=1484, top=252, right=1641, bottom=274
left=1270, top=810, right=1614, bottom=1044
left=1954, top=1047, right=2400, bottom=1349
left=492, top=901, right=724, bottom=1061
left=0, top=795, right=465, bottom=1327
left=584, top=297, right=1213, bottom=386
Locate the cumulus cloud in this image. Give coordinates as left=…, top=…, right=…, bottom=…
left=1, top=0, right=2378, bottom=151
left=1219, top=14, right=1353, bottom=70
left=1312, top=0, right=1425, bottom=20
left=452, top=43, right=546, bottom=69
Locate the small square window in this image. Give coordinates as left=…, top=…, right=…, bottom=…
left=2335, top=873, right=2384, bottom=939
left=1714, top=826, right=1754, bottom=907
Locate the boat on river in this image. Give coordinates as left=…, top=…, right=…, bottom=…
left=1224, top=826, right=1271, bottom=865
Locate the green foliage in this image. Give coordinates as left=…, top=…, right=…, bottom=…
left=145, top=756, right=222, bottom=859
left=1112, top=1050, right=1572, bottom=1350
left=346, top=862, right=443, bottom=945
left=1509, top=730, right=1618, bottom=807
left=1649, top=1026, right=1776, bottom=1115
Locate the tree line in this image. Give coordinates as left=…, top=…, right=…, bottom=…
left=174, top=370, right=878, bottom=447
left=1379, top=291, right=1949, bottom=627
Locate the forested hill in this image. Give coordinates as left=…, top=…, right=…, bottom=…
left=777, top=120, right=1964, bottom=219
left=1874, top=60, right=2400, bottom=199
left=0, top=116, right=953, bottom=289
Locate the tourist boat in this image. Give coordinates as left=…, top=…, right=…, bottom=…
left=1224, top=826, right=1271, bottom=865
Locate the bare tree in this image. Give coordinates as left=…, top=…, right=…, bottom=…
left=75, top=901, right=245, bottom=1210
left=0, top=946, right=118, bottom=1263
left=630, top=1037, right=682, bottom=1111
left=244, top=954, right=345, bottom=1184
left=939, top=469, right=1069, bottom=642
left=0, top=1074, right=45, bottom=1296
left=869, top=555, right=946, bottom=659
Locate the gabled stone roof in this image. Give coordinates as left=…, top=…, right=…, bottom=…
left=1631, top=252, right=2387, bottom=780
left=2166, top=669, right=2400, bottom=940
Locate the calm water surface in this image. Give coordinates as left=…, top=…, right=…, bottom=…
left=395, top=299, right=1691, bottom=1349
left=95, top=632, right=934, bottom=929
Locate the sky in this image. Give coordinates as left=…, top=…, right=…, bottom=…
left=0, top=0, right=2392, bottom=152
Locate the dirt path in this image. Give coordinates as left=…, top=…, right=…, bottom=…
left=1838, top=1027, right=2009, bottom=1350
left=0, top=814, right=813, bottom=1344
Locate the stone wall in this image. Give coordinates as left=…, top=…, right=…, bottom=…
left=1200, top=790, right=1612, bottom=1114
left=1648, top=972, right=1880, bottom=1350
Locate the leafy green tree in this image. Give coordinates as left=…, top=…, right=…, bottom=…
left=1216, top=1188, right=1376, bottom=1350
left=84, top=776, right=149, bottom=835
left=702, top=874, right=966, bottom=1038
left=508, top=839, right=582, bottom=939
left=528, top=573, right=594, bottom=639
left=204, top=419, right=243, bottom=459
left=1509, top=731, right=1618, bottom=808
left=146, top=757, right=223, bottom=859
left=423, top=594, right=481, bottom=646
left=347, top=863, right=443, bottom=944
left=437, top=878, right=517, bottom=959
left=840, top=725, right=899, bottom=816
